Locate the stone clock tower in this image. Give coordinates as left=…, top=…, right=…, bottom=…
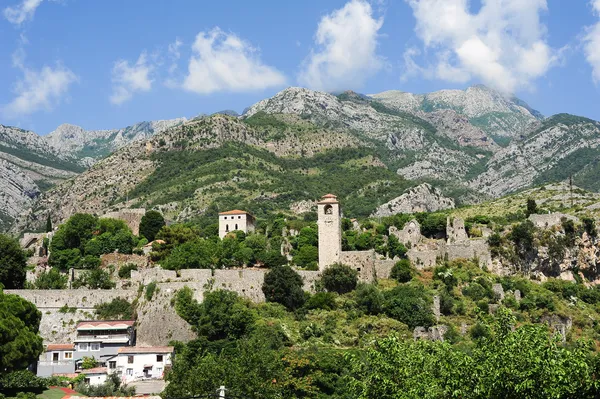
left=317, top=194, right=341, bottom=271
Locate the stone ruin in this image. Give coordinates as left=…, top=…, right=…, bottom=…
left=389, top=216, right=493, bottom=270
left=101, top=208, right=146, bottom=236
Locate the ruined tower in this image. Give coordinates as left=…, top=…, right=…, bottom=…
left=317, top=194, right=341, bottom=270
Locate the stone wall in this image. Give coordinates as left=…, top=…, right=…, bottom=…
left=101, top=208, right=146, bottom=236
left=339, top=251, right=378, bottom=281
left=407, top=248, right=440, bottom=269
left=101, top=253, right=149, bottom=269
left=528, top=213, right=579, bottom=229
left=5, top=289, right=137, bottom=309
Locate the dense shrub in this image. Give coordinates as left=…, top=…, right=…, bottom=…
left=320, top=263, right=358, bottom=294
left=0, top=234, right=27, bottom=289
left=94, top=298, right=134, bottom=320
left=72, top=269, right=115, bottom=289
left=145, top=282, right=157, bottom=301
left=262, top=266, right=306, bottom=310
left=390, top=259, right=413, bottom=283
left=384, top=284, right=434, bottom=329
left=34, top=268, right=67, bottom=289
left=118, top=264, right=138, bottom=279
left=139, top=210, right=166, bottom=242
left=355, top=283, right=384, bottom=315
left=304, top=292, right=337, bottom=311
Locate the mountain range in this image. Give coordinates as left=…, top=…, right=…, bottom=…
left=4, top=84, right=600, bottom=233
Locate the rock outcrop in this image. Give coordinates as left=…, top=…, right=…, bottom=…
left=371, top=183, right=455, bottom=217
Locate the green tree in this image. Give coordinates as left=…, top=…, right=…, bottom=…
left=387, top=234, right=408, bottom=259
left=354, top=283, right=384, bottom=315
left=0, top=289, right=44, bottom=372
left=139, top=210, right=166, bottom=242
left=153, top=224, right=201, bottom=260
left=73, top=269, right=115, bottom=289
left=34, top=268, right=67, bottom=289
left=175, top=288, right=256, bottom=341
left=384, top=284, right=434, bottom=329
left=526, top=198, right=538, bottom=217
left=320, top=263, right=358, bottom=294
left=45, top=215, right=52, bottom=233
left=94, top=297, right=134, bottom=320
left=81, top=356, right=98, bottom=369
left=390, top=259, right=414, bottom=283
left=293, top=245, right=318, bottom=269
left=257, top=250, right=287, bottom=268
left=262, top=266, right=306, bottom=310
left=161, top=239, right=221, bottom=270
left=0, top=234, right=27, bottom=289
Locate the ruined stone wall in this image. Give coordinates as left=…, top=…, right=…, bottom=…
left=339, top=250, right=378, bottom=282
left=5, top=289, right=137, bottom=309
left=101, top=253, right=149, bottom=269
left=529, top=213, right=579, bottom=229
left=373, top=259, right=396, bottom=279
left=101, top=208, right=146, bottom=236
left=407, top=248, right=440, bottom=269
left=445, top=240, right=493, bottom=267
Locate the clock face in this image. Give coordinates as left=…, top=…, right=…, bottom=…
left=323, top=215, right=335, bottom=226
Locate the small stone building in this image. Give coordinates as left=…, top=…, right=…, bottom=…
left=218, top=210, right=256, bottom=239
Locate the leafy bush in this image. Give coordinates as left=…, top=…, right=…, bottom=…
left=118, top=264, right=138, bottom=279
left=0, top=371, right=48, bottom=390
left=262, top=266, right=306, bottom=310
left=81, top=356, right=98, bottom=370
left=34, top=268, right=67, bottom=289
left=384, top=284, right=434, bottom=329
left=94, top=297, right=134, bottom=320
left=145, top=282, right=157, bottom=301
left=72, top=269, right=115, bottom=289
left=304, top=292, right=337, bottom=311
left=0, top=234, right=27, bottom=289
left=293, top=245, right=318, bottom=269
left=76, top=373, right=134, bottom=397
left=390, top=259, right=413, bottom=283
left=320, top=263, right=358, bottom=294
left=355, top=283, right=384, bottom=315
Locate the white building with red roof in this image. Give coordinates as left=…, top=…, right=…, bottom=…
left=115, top=346, right=174, bottom=383
left=218, top=210, right=255, bottom=239
left=37, top=343, right=75, bottom=377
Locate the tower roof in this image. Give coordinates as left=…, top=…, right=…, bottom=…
left=318, top=193, right=339, bottom=204
left=219, top=210, right=251, bottom=216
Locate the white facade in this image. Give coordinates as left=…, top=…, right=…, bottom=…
left=218, top=211, right=255, bottom=239
left=317, top=194, right=342, bottom=270
left=81, top=368, right=108, bottom=386
left=116, top=347, right=173, bottom=383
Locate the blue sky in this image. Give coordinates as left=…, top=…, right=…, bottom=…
left=1, top=0, right=599, bottom=134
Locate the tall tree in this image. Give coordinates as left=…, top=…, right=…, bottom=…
left=45, top=215, right=53, bottom=233
left=139, top=210, right=166, bottom=242
left=0, top=289, right=44, bottom=372
left=0, top=234, right=27, bottom=289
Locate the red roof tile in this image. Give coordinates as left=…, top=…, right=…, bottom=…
left=76, top=320, right=134, bottom=329
left=78, top=367, right=107, bottom=374
left=219, top=209, right=250, bottom=215
left=47, top=344, right=74, bottom=351
left=118, top=346, right=174, bottom=354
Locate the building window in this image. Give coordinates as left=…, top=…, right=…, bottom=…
left=225, top=224, right=229, bottom=232
left=109, top=361, right=116, bottom=369
left=156, top=367, right=163, bottom=375
left=90, top=343, right=100, bottom=351
left=238, top=216, right=241, bottom=219
left=223, top=216, right=227, bottom=219
left=235, top=224, right=238, bottom=230
left=126, top=368, right=133, bottom=376
left=128, top=355, right=134, bottom=364
left=52, top=353, right=59, bottom=363
left=156, top=354, right=163, bottom=362
left=79, top=343, right=88, bottom=351
left=84, top=378, right=90, bottom=385
left=64, top=352, right=73, bottom=360
left=324, top=205, right=333, bottom=215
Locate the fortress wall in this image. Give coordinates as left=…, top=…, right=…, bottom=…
left=101, top=209, right=146, bottom=236
left=407, top=248, right=440, bottom=269
left=179, top=269, right=213, bottom=282
left=131, top=268, right=178, bottom=285
left=212, top=269, right=266, bottom=302
left=339, top=250, right=377, bottom=282
left=373, top=259, right=396, bottom=279
left=5, top=289, right=137, bottom=309
left=297, top=270, right=321, bottom=293
left=446, top=240, right=492, bottom=267
left=101, top=253, right=149, bottom=269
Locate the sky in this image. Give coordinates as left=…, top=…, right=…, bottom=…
left=1, top=0, right=599, bottom=134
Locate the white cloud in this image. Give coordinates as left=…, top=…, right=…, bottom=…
left=181, top=27, right=286, bottom=94
left=405, top=0, right=558, bottom=93
left=3, top=0, right=43, bottom=25
left=3, top=63, right=77, bottom=117
left=298, top=0, right=384, bottom=91
left=584, top=0, right=600, bottom=84
left=110, top=52, right=154, bottom=105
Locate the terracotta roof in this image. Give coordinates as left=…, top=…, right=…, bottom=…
left=78, top=367, right=107, bottom=374
left=322, top=193, right=337, bottom=199
left=318, top=193, right=339, bottom=204
left=219, top=209, right=250, bottom=215
left=47, top=344, right=74, bottom=351
left=118, top=346, right=174, bottom=354
left=76, top=320, right=135, bottom=330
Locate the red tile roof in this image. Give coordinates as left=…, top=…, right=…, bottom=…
left=219, top=209, right=250, bottom=215
left=118, top=346, right=174, bottom=354
left=322, top=193, right=337, bottom=199
left=76, top=320, right=134, bottom=330
left=78, top=367, right=107, bottom=374
left=47, top=344, right=74, bottom=351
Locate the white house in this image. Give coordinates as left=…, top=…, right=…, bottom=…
left=218, top=210, right=255, bottom=239
left=37, top=344, right=75, bottom=377
left=116, top=346, right=174, bottom=383
left=78, top=367, right=108, bottom=386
